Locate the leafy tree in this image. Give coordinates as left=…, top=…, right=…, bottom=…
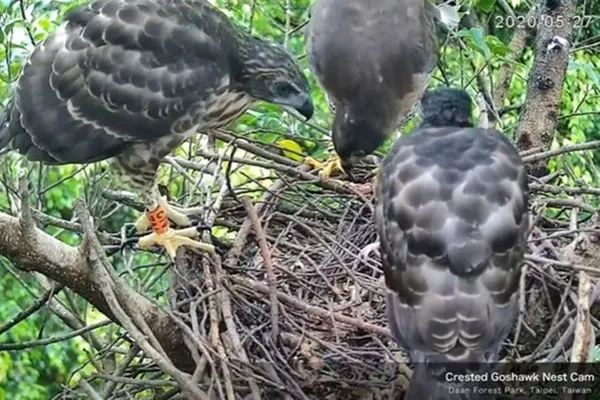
left=0, top=0, right=599, bottom=398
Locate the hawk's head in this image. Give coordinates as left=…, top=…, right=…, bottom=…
left=332, top=105, right=387, bottom=173
left=421, top=88, right=473, bottom=127
left=240, top=38, right=314, bottom=120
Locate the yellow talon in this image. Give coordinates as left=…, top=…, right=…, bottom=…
left=304, top=156, right=322, bottom=170
left=137, top=227, right=215, bottom=259
left=134, top=199, right=213, bottom=259
left=304, top=155, right=345, bottom=179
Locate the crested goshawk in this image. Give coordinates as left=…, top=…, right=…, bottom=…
left=305, top=0, right=438, bottom=179
left=0, top=0, right=313, bottom=258
left=375, top=88, right=529, bottom=398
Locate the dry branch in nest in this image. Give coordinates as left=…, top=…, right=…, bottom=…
left=1, top=131, right=599, bottom=399
left=169, top=148, right=600, bottom=400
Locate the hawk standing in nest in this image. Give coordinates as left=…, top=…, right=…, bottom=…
left=375, top=88, right=529, bottom=398
left=0, top=0, right=313, bottom=258
left=305, top=0, right=439, bottom=179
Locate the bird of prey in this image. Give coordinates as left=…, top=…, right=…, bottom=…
left=0, top=0, right=313, bottom=259
left=375, top=88, right=529, bottom=399
left=306, top=0, right=439, bottom=179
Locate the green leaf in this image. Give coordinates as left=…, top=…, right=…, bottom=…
left=3, top=19, right=24, bottom=35
left=277, top=139, right=304, bottom=161
left=568, top=61, right=582, bottom=71
left=477, top=0, right=497, bottom=12
left=10, top=62, right=21, bottom=77
left=485, top=35, right=509, bottom=55
left=458, top=28, right=492, bottom=59
left=38, top=18, right=52, bottom=32
left=582, top=63, right=600, bottom=91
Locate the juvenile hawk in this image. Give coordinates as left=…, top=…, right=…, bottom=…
left=375, top=88, right=529, bottom=398
left=306, top=0, right=438, bottom=178
left=0, top=0, right=313, bottom=258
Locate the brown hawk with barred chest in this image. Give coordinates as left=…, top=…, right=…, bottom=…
left=0, top=0, right=313, bottom=258
left=375, top=88, right=529, bottom=399
left=306, top=0, right=438, bottom=178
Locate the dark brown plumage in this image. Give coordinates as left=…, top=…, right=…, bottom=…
left=307, top=0, right=437, bottom=174
left=375, top=88, right=529, bottom=399
left=0, top=0, right=313, bottom=258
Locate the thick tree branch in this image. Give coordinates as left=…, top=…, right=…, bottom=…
left=0, top=211, right=196, bottom=373
left=515, top=0, right=574, bottom=174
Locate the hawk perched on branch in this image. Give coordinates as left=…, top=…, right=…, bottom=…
left=305, top=0, right=439, bottom=179
left=0, top=0, right=313, bottom=258
left=375, top=88, right=529, bottom=399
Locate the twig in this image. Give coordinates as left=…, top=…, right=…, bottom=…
left=78, top=379, right=102, bottom=400
left=570, top=272, right=593, bottom=362
left=75, top=201, right=210, bottom=400
left=538, top=197, right=597, bottom=213
left=94, top=374, right=177, bottom=387
left=0, top=283, right=63, bottom=335
left=18, top=0, right=36, bottom=46
left=213, top=129, right=372, bottom=198
left=30, top=208, right=118, bottom=244
left=512, top=265, right=528, bottom=347
left=242, top=196, right=280, bottom=343
left=225, top=175, right=289, bottom=267
left=0, top=320, right=111, bottom=350
left=525, top=254, right=600, bottom=276
left=100, top=346, right=141, bottom=398
left=101, top=189, right=144, bottom=210
left=530, top=183, right=600, bottom=196
left=519, top=146, right=544, bottom=157
left=214, top=129, right=297, bottom=167
left=229, top=276, right=391, bottom=337
left=522, top=140, right=600, bottom=163
left=206, top=263, right=236, bottom=400
left=18, top=173, right=35, bottom=233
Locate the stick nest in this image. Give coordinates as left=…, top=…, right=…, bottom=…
left=40, top=137, right=599, bottom=399
left=162, top=152, right=599, bottom=399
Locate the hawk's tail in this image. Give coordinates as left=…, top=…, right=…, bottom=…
left=405, top=353, right=498, bottom=400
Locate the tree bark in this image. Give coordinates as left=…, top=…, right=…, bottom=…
left=515, top=0, right=573, bottom=175
left=0, top=212, right=196, bottom=372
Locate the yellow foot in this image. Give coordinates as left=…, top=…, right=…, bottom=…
left=133, top=195, right=194, bottom=233
left=305, top=155, right=345, bottom=179
left=137, top=227, right=215, bottom=259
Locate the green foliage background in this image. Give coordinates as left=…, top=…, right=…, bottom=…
left=0, top=0, right=598, bottom=398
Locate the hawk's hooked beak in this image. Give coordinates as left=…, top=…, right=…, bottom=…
left=296, top=97, right=314, bottom=120
left=341, top=156, right=358, bottom=182
left=275, top=93, right=314, bottom=120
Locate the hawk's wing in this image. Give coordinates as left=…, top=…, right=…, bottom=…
left=375, top=126, right=528, bottom=362
left=307, top=0, right=436, bottom=111
left=1, top=0, right=241, bottom=164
